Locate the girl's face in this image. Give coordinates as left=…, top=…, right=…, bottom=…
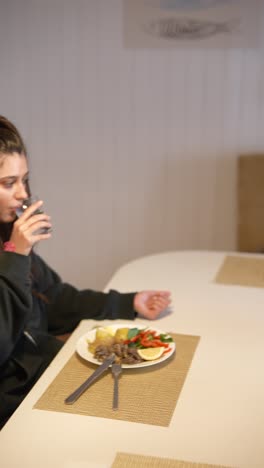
left=0, top=152, right=29, bottom=223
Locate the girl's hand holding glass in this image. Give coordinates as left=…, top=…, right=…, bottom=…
left=10, top=197, right=52, bottom=255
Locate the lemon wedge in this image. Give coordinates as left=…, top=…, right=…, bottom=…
left=137, top=347, right=164, bottom=361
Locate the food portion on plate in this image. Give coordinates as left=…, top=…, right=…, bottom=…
left=87, top=326, right=174, bottom=365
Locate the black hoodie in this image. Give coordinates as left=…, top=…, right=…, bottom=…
left=0, top=251, right=136, bottom=428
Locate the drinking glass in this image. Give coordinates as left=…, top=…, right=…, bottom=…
left=16, top=195, right=51, bottom=234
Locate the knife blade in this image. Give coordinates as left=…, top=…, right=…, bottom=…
left=65, top=354, right=115, bottom=404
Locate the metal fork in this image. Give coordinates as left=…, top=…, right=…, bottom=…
left=111, top=361, right=122, bottom=410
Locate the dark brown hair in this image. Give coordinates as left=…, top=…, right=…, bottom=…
left=0, top=115, right=27, bottom=158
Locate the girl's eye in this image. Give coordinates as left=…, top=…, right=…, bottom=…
left=23, top=178, right=29, bottom=186
left=3, top=181, right=14, bottom=189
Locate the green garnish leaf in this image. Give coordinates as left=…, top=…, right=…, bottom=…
left=159, top=334, right=173, bottom=343
left=127, top=328, right=139, bottom=339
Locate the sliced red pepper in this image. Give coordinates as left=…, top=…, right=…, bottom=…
left=123, top=335, right=141, bottom=345
left=147, top=339, right=169, bottom=347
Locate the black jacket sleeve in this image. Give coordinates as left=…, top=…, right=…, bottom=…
left=0, top=252, right=32, bottom=366
left=31, top=253, right=137, bottom=335
left=46, top=284, right=136, bottom=334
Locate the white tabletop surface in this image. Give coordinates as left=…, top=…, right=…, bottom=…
left=1, top=250, right=264, bottom=468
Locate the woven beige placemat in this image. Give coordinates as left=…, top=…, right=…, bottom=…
left=215, top=255, right=264, bottom=288
left=111, top=452, right=233, bottom=468
left=34, top=333, right=199, bottom=427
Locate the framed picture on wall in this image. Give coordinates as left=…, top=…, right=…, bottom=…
left=123, top=0, right=260, bottom=48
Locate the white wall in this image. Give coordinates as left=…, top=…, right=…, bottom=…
left=1, top=0, right=264, bottom=289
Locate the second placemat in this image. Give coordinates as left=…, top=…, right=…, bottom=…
left=215, top=255, right=264, bottom=288
left=111, top=452, right=234, bottom=468
left=34, top=332, right=200, bottom=427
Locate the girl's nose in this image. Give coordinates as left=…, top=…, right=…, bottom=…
left=15, top=183, right=28, bottom=200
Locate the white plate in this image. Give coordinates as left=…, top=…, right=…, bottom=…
left=76, top=323, right=176, bottom=369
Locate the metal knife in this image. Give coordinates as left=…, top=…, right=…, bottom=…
left=65, top=354, right=115, bottom=404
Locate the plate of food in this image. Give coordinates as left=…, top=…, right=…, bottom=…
left=76, top=323, right=176, bottom=369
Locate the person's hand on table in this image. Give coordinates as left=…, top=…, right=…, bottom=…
left=133, top=290, right=171, bottom=320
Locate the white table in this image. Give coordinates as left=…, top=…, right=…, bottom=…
left=1, top=251, right=264, bottom=468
